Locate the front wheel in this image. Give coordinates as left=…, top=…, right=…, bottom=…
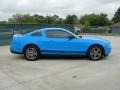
left=88, top=46, right=104, bottom=61
left=24, top=46, right=40, bottom=61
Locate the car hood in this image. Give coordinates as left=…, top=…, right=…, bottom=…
left=79, top=35, right=110, bottom=43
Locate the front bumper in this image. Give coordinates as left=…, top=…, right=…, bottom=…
left=105, top=45, right=112, bottom=56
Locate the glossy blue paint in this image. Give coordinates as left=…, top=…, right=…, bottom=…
left=10, top=28, right=111, bottom=57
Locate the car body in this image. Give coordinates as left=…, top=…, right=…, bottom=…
left=10, top=28, right=111, bottom=61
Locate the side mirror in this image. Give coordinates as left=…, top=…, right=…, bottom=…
left=68, top=36, right=74, bottom=39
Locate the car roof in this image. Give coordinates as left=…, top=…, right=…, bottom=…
left=24, top=27, right=79, bottom=38
left=39, top=28, right=66, bottom=31
left=25, top=28, right=67, bottom=35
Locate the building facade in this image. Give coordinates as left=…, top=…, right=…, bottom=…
left=111, top=22, right=120, bottom=33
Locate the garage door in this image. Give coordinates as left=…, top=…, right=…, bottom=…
left=112, top=27, right=120, bottom=33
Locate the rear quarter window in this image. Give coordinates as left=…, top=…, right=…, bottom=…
left=31, top=32, right=42, bottom=37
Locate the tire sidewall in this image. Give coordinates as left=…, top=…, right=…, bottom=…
left=88, top=46, right=103, bottom=61
left=24, top=46, right=39, bottom=61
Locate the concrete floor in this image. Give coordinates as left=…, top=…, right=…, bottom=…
left=0, top=36, right=120, bottom=90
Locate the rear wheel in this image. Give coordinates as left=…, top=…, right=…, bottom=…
left=24, top=46, right=40, bottom=61
left=88, top=45, right=104, bottom=61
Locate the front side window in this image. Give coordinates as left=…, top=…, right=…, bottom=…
left=46, top=30, right=73, bottom=38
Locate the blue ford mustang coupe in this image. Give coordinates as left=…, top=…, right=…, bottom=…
left=10, top=28, right=111, bottom=61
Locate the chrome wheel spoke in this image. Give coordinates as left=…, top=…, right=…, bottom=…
left=26, top=48, right=37, bottom=60
left=90, top=47, right=102, bottom=60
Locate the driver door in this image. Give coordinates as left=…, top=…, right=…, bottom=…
left=44, top=30, right=80, bottom=54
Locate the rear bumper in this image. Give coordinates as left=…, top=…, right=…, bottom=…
left=10, top=48, right=22, bottom=54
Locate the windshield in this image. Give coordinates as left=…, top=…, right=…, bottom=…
left=67, top=30, right=79, bottom=39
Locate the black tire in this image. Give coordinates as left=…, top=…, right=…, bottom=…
left=24, top=45, right=40, bottom=61
left=87, top=45, right=104, bottom=61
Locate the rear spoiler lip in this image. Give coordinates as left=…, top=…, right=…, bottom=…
left=13, top=34, right=23, bottom=37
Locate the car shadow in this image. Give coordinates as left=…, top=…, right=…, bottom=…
left=14, top=55, right=88, bottom=61
left=41, top=55, right=88, bottom=60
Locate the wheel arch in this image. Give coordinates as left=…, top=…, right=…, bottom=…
left=86, top=44, right=105, bottom=56
left=23, top=44, right=40, bottom=53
